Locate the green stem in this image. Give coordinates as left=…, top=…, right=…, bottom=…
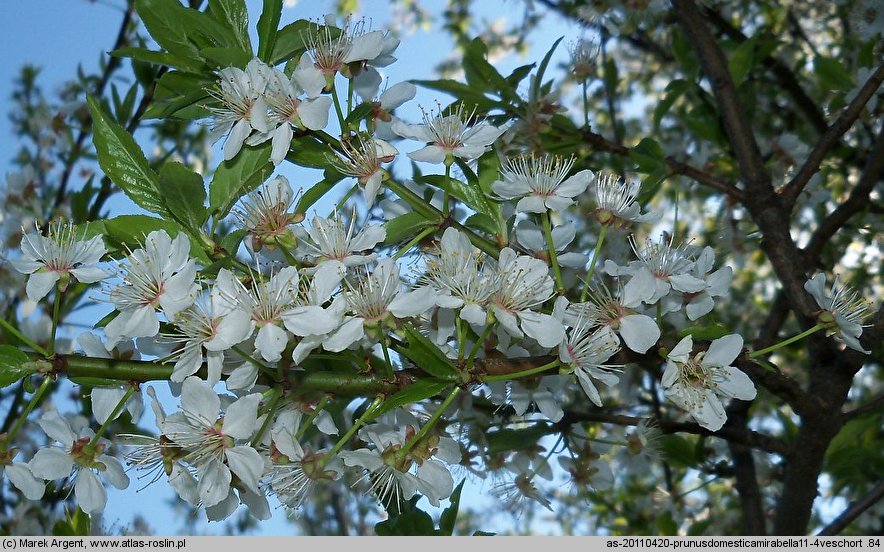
left=541, top=211, right=564, bottom=293
left=296, top=396, right=330, bottom=441
left=442, top=162, right=452, bottom=217
left=392, top=226, right=436, bottom=260
left=380, top=338, right=395, bottom=380
left=233, top=345, right=275, bottom=379
left=274, top=238, right=301, bottom=267
left=0, top=318, right=49, bottom=357
left=580, top=223, right=609, bottom=301
left=49, top=286, right=64, bottom=356
left=320, top=395, right=384, bottom=466
left=346, top=78, right=354, bottom=117
left=86, top=386, right=135, bottom=453
left=399, top=386, right=460, bottom=457
left=481, top=359, right=561, bottom=382
left=331, top=84, right=347, bottom=133
left=251, top=387, right=282, bottom=447
left=465, top=323, right=495, bottom=368
left=386, top=179, right=500, bottom=259
left=3, top=377, right=52, bottom=447
left=456, top=317, right=465, bottom=364
left=582, top=80, right=590, bottom=128
left=748, top=324, right=825, bottom=359
left=328, top=183, right=358, bottom=217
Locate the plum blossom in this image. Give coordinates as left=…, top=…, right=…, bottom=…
left=259, top=55, right=332, bottom=165
left=515, top=220, right=587, bottom=269
left=340, top=420, right=458, bottom=508
left=331, top=137, right=398, bottom=208
left=605, top=235, right=706, bottom=306
left=662, top=334, right=756, bottom=431
left=592, top=172, right=658, bottom=226
left=78, top=333, right=144, bottom=424
left=322, top=259, right=435, bottom=352
left=12, top=221, right=108, bottom=302
left=559, top=314, right=622, bottom=406
left=208, top=59, right=271, bottom=160
left=660, top=246, right=733, bottom=320
left=485, top=248, right=564, bottom=348
left=232, top=175, right=302, bottom=251
left=296, top=213, right=386, bottom=280
left=164, top=292, right=254, bottom=386
left=29, top=410, right=128, bottom=515
left=571, top=280, right=661, bottom=353
left=362, top=82, right=417, bottom=141
left=160, top=377, right=264, bottom=509
left=392, top=104, right=504, bottom=164
left=0, top=453, right=44, bottom=501
left=492, top=154, right=593, bottom=213
left=308, top=15, right=386, bottom=80
left=104, top=230, right=199, bottom=350
left=353, top=30, right=401, bottom=99
left=804, top=273, right=874, bottom=353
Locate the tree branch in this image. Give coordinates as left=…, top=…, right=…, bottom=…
left=817, top=481, right=884, bottom=536
left=781, top=63, right=884, bottom=207
left=841, top=394, right=884, bottom=424
left=581, top=128, right=743, bottom=200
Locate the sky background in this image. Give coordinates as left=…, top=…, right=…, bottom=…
left=0, top=0, right=588, bottom=536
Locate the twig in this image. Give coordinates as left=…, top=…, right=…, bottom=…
left=817, top=481, right=884, bottom=536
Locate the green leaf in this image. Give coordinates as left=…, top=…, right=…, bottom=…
left=200, top=47, right=251, bottom=69
left=372, top=379, right=450, bottom=419
left=219, top=228, right=249, bottom=255
left=0, top=345, right=35, bottom=388
left=285, top=135, right=336, bottom=168
left=486, top=423, right=552, bottom=454
left=207, top=0, right=252, bottom=54
left=656, top=511, right=679, bottom=536
left=84, top=215, right=209, bottom=264
left=677, top=323, right=730, bottom=341
left=464, top=213, right=498, bottom=235
left=209, top=142, right=274, bottom=218
left=257, top=0, right=282, bottom=62
left=416, top=174, right=497, bottom=221
left=296, top=177, right=342, bottom=214
left=662, top=434, right=699, bottom=468
left=87, top=95, right=170, bottom=218
left=383, top=212, right=435, bottom=245
left=158, top=162, right=208, bottom=232
left=463, top=38, right=518, bottom=103
left=398, top=325, right=460, bottom=380
left=506, top=63, right=535, bottom=88
left=439, top=480, right=465, bottom=536
left=814, top=55, right=856, bottom=92
left=144, top=71, right=212, bottom=120
left=134, top=0, right=205, bottom=68
left=653, top=79, right=691, bottom=131
left=629, top=137, right=666, bottom=173
left=410, top=79, right=503, bottom=111
left=728, top=37, right=756, bottom=87
left=374, top=500, right=437, bottom=536
left=111, top=47, right=202, bottom=73
left=532, top=37, right=563, bottom=101
left=270, top=20, right=327, bottom=65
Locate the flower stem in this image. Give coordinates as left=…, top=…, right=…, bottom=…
left=3, top=377, right=52, bottom=447
left=380, top=338, right=395, bottom=380
left=399, top=386, right=460, bottom=457
left=296, top=396, right=330, bottom=441
left=86, top=386, right=136, bottom=453
left=541, top=210, right=565, bottom=293
left=481, top=359, right=561, bottom=382
left=392, top=226, right=436, bottom=260
left=0, top=318, right=49, bottom=357
left=465, top=323, right=495, bottom=368
left=582, top=80, right=590, bottom=128
left=49, top=286, right=64, bottom=356
left=251, top=387, right=282, bottom=447
left=331, top=84, right=347, bottom=133
left=580, top=223, right=609, bottom=301
left=232, top=345, right=276, bottom=379
left=456, top=318, right=465, bottom=364
left=321, top=395, right=384, bottom=466
left=748, top=324, right=825, bottom=359
left=328, top=183, right=359, bottom=217
left=442, top=162, right=452, bottom=217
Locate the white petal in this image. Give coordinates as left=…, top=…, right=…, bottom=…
left=169, top=463, right=199, bottom=505
left=26, top=271, right=60, bottom=302
left=38, top=410, right=77, bottom=444
left=91, top=387, right=128, bottom=424
left=704, top=334, right=743, bottom=368
left=6, top=462, right=45, bottom=500
left=75, top=469, right=107, bottom=514
left=224, top=118, right=252, bottom=161
left=199, top=459, right=232, bottom=508
left=29, top=448, right=73, bottom=480
left=283, top=305, right=339, bottom=336
left=181, top=376, right=220, bottom=423
left=803, top=273, right=828, bottom=309
left=668, top=336, right=694, bottom=363
left=388, top=287, right=436, bottom=318
left=270, top=124, right=293, bottom=166
left=686, top=293, right=715, bottom=320
left=407, top=145, right=448, bottom=164
left=417, top=460, right=454, bottom=502
left=298, top=96, right=332, bottom=131
left=576, top=370, right=603, bottom=406
left=618, top=314, right=660, bottom=354
left=225, top=363, right=259, bottom=391
left=323, top=318, right=364, bottom=352
left=622, top=268, right=656, bottom=306
left=97, top=454, right=129, bottom=489
left=554, top=169, right=593, bottom=197
left=716, top=367, right=757, bottom=400
left=225, top=446, right=264, bottom=492
left=518, top=311, right=565, bottom=348
left=254, top=323, right=287, bottom=362
left=222, top=393, right=261, bottom=439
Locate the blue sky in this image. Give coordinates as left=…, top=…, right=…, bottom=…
left=0, top=0, right=584, bottom=536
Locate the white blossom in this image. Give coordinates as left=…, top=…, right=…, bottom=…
left=572, top=280, right=661, bottom=353
left=492, top=155, right=593, bottom=213
left=29, top=410, right=129, bottom=515
left=559, top=315, right=622, bottom=406
left=605, top=235, right=706, bottom=306
left=232, top=175, right=302, bottom=250
left=804, top=273, right=873, bottom=354
left=104, top=230, right=199, bottom=350
left=296, top=213, right=386, bottom=280
left=592, top=172, right=657, bottom=226
left=208, top=58, right=272, bottom=160
left=662, top=334, right=756, bottom=431
left=78, top=333, right=144, bottom=424
left=308, top=15, right=386, bottom=78
left=160, top=377, right=264, bottom=509
left=515, top=220, right=587, bottom=269
left=12, top=221, right=108, bottom=302
left=331, top=137, right=398, bottom=208
left=392, top=104, right=504, bottom=164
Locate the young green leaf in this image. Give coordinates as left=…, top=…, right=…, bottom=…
left=87, top=95, right=171, bottom=218
left=256, top=0, right=282, bottom=62
left=158, top=161, right=208, bottom=232
left=439, top=479, right=466, bottom=535
left=0, top=345, right=36, bottom=388
left=209, top=142, right=274, bottom=218
left=371, top=379, right=450, bottom=418
left=207, top=0, right=252, bottom=54
left=397, top=325, right=459, bottom=380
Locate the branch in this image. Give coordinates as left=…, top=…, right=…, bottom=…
left=701, top=4, right=828, bottom=135
left=817, top=481, right=884, bottom=536
left=726, top=401, right=768, bottom=534
left=803, top=125, right=884, bottom=263
left=581, top=129, right=743, bottom=200
left=841, top=394, right=884, bottom=423
left=735, top=358, right=816, bottom=418
left=781, top=63, right=884, bottom=207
